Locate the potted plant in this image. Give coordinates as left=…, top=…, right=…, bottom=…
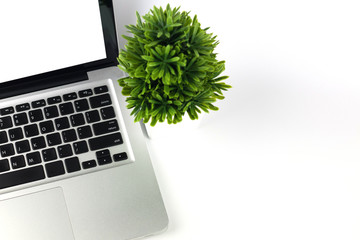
left=117, top=4, right=231, bottom=127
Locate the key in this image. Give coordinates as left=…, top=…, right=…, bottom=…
left=70, top=113, right=85, bottom=127
left=26, top=152, right=42, bottom=165
left=47, top=96, right=62, bottom=104
left=77, top=126, right=92, bottom=139
left=31, top=99, right=46, bottom=108
left=73, top=141, right=89, bottom=154
left=97, top=155, right=112, bottom=165
left=15, top=140, right=31, bottom=154
left=55, top=117, right=70, bottom=130
left=46, top=133, right=62, bottom=146
left=29, top=109, right=44, bottom=122
left=0, top=107, right=14, bottom=115
left=63, top=92, right=77, bottom=101
left=114, top=152, right=128, bottom=162
left=24, top=124, right=40, bottom=137
left=0, top=144, right=15, bottom=157
left=57, top=144, right=73, bottom=158
left=40, top=121, right=55, bottom=134
left=93, top=120, right=119, bottom=136
left=9, top=127, right=24, bottom=141
left=0, top=159, right=10, bottom=173
left=74, top=99, right=89, bottom=112
left=65, top=157, right=81, bottom=173
left=0, top=131, right=8, bottom=144
left=96, top=149, right=112, bottom=165
left=42, top=148, right=57, bottom=162
left=44, top=106, right=59, bottom=119
left=82, top=160, right=97, bottom=169
left=0, top=165, right=45, bottom=190
left=85, top=110, right=100, bottom=123
left=89, top=94, right=112, bottom=108
left=16, top=103, right=30, bottom=112
left=88, top=132, right=123, bottom=151
left=101, top=106, right=115, bottom=120
left=59, top=102, right=74, bottom=115
left=13, top=113, right=28, bottom=126
left=94, top=85, right=108, bottom=94
left=78, top=89, right=93, bottom=97
left=96, top=149, right=110, bottom=158
left=0, top=116, right=13, bottom=129
left=62, top=129, right=77, bottom=143
left=45, top=161, right=65, bottom=178
left=31, top=136, right=46, bottom=150
left=10, top=155, right=26, bottom=169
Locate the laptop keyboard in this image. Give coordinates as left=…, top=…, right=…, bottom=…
left=0, top=83, right=131, bottom=190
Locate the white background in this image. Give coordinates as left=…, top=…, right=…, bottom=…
left=113, top=0, right=360, bottom=239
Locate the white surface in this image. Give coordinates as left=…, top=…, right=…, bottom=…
left=0, top=0, right=105, bottom=82
left=114, top=0, right=360, bottom=239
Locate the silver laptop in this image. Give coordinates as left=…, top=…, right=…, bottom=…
left=0, top=0, right=168, bottom=239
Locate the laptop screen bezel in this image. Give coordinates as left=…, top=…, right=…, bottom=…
left=0, top=0, right=119, bottom=99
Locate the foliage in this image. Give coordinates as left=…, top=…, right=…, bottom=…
left=118, top=4, right=231, bottom=126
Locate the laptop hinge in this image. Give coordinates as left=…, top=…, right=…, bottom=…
left=0, top=70, right=88, bottom=99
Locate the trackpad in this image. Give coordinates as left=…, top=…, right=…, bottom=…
left=0, top=187, right=75, bottom=240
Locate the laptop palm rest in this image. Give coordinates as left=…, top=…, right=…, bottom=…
left=0, top=187, right=75, bottom=240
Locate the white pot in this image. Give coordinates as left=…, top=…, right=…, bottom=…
left=142, top=113, right=204, bottom=140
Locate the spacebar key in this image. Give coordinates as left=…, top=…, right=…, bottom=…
left=89, top=132, right=123, bottom=151
left=0, top=166, right=45, bottom=190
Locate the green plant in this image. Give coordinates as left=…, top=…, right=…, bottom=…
left=118, top=4, right=231, bottom=126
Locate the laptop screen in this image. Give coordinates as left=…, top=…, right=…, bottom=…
left=0, top=0, right=106, bottom=83
left=0, top=0, right=118, bottom=98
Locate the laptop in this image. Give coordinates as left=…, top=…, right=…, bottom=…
left=0, top=0, right=168, bottom=239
